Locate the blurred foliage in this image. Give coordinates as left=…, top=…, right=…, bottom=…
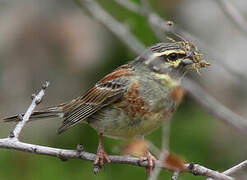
left=0, top=0, right=246, bottom=180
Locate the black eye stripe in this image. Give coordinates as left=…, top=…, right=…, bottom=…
left=162, top=53, right=186, bottom=61
left=168, top=53, right=178, bottom=60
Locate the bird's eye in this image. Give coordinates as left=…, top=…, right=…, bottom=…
left=167, top=53, right=178, bottom=61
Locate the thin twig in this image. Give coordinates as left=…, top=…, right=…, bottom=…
left=149, top=122, right=171, bottom=180
left=0, top=137, right=234, bottom=180
left=215, top=0, right=247, bottom=36
left=184, top=163, right=233, bottom=180
left=223, top=160, right=247, bottom=175
left=207, top=160, right=247, bottom=180
left=10, top=81, right=49, bottom=140
left=148, top=152, right=166, bottom=180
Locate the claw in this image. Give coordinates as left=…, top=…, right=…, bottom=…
left=94, top=146, right=111, bottom=168
left=140, top=151, right=156, bottom=174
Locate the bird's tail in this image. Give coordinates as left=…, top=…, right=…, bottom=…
left=4, top=106, right=64, bottom=122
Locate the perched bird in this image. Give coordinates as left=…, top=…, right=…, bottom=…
left=4, top=38, right=209, bottom=171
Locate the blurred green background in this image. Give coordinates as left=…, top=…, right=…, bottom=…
left=0, top=0, right=247, bottom=179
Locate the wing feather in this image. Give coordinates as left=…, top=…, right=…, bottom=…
left=58, top=105, right=101, bottom=134
left=57, top=80, right=127, bottom=134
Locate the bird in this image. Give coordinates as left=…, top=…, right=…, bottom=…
left=4, top=37, right=210, bottom=172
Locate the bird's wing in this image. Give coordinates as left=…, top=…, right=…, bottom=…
left=57, top=64, right=133, bottom=134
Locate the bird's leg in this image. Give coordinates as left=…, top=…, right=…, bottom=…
left=94, top=133, right=111, bottom=168
left=140, top=151, right=157, bottom=174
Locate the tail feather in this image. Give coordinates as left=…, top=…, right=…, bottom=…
left=4, top=107, right=64, bottom=122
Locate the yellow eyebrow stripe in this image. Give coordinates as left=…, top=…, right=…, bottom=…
left=153, top=50, right=185, bottom=57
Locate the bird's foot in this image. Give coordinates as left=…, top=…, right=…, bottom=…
left=94, top=133, right=111, bottom=172
left=140, top=151, right=157, bottom=174
left=94, top=145, right=111, bottom=168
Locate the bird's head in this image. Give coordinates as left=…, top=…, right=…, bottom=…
left=138, top=38, right=210, bottom=79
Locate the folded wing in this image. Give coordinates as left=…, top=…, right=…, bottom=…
left=57, top=80, right=126, bottom=134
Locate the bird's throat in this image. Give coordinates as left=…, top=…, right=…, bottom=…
left=154, top=73, right=180, bottom=89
